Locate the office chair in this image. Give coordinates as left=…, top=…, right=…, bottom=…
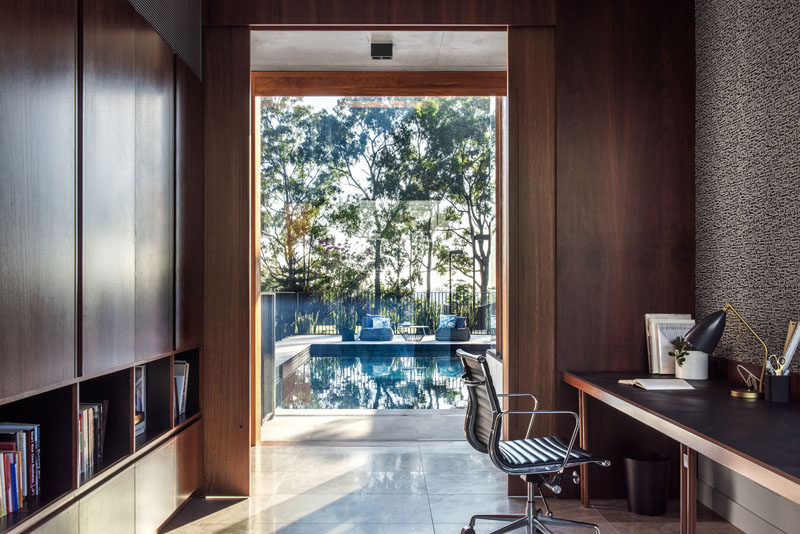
left=457, top=349, right=610, bottom=534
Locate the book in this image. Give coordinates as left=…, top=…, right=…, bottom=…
left=0, top=423, right=40, bottom=499
left=618, top=378, right=694, bottom=390
left=174, top=361, right=189, bottom=417
left=134, top=366, right=146, bottom=437
left=645, top=314, right=692, bottom=373
left=647, top=317, right=695, bottom=374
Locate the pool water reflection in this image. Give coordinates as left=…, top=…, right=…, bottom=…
left=277, top=354, right=467, bottom=410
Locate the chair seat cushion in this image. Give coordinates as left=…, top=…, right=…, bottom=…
left=498, top=436, right=605, bottom=470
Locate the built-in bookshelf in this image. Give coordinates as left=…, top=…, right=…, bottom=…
left=0, top=349, right=202, bottom=533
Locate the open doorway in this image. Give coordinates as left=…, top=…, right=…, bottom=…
left=250, top=31, right=507, bottom=444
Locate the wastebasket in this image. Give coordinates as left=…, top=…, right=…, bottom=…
left=624, top=454, right=669, bottom=515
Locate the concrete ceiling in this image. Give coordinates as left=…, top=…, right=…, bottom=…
left=250, top=31, right=507, bottom=71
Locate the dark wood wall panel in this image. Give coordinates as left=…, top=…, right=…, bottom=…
left=82, top=0, right=137, bottom=375
left=555, top=0, right=695, bottom=496
left=134, top=16, right=175, bottom=359
left=556, top=0, right=695, bottom=374
left=204, top=0, right=555, bottom=26
left=504, top=26, right=557, bottom=495
left=176, top=59, right=205, bottom=351
left=0, top=0, right=77, bottom=400
left=203, top=26, right=252, bottom=496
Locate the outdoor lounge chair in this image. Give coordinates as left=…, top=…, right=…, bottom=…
left=435, top=315, right=471, bottom=341
left=358, top=314, right=394, bottom=342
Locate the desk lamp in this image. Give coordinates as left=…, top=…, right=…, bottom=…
left=685, top=303, right=769, bottom=399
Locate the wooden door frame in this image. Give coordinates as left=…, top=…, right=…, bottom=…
left=250, top=68, right=508, bottom=444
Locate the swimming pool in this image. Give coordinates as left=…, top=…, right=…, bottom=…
left=277, top=344, right=489, bottom=410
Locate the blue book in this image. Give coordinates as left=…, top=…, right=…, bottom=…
left=9, top=461, right=18, bottom=512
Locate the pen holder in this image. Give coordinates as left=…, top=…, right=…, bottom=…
left=765, top=375, right=790, bottom=403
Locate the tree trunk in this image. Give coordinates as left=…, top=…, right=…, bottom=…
left=425, top=219, right=433, bottom=305
left=374, top=238, right=382, bottom=313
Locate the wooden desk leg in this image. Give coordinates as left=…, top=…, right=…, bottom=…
left=680, top=444, right=697, bottom=534
left=579, top=390, right=590, bottom=507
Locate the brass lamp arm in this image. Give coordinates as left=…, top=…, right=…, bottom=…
left=723, top=303, right=770, bottom=392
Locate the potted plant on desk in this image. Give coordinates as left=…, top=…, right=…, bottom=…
left=669, top=336, right=708, bottom=379
left=334, top=308, right=358, bottom=342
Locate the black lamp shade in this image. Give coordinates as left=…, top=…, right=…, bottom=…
left=685, top=310, right=727, bottom=354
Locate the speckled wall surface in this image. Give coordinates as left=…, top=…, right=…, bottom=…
left=129, top=0, right=201, bottom=78
left=695, top=0, right=800, bottom=368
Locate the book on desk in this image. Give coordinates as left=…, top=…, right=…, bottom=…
left=618, top=378, right=694, bottom=390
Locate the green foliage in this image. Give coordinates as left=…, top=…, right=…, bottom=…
left=413, top=299, right=445, bottom=331
left=669, top=336, right=695, bottom=367
left=332, top=307, right=358, bottom=333
left=294, top=311, right=320, bottom=335
left=259, top=95, right=496, bottom=305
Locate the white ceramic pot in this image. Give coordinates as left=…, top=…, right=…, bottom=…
left=675, top=351, right=708, bottom=380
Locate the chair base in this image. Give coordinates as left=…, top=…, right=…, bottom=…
left=462, top=481, right=600, bottom=534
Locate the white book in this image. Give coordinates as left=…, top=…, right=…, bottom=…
left=618, top=378, right=694, bottom=390
left=644, top=314, right=692, bottom=373
left=651, top=319, right=696, bottom=374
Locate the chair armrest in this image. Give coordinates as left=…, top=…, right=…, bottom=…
left=491, top=410, right=580, bottom=473
left=496, top=393, right=538, bottom=437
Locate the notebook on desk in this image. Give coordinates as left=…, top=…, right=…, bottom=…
left=618, top=378, right=694, bottom=390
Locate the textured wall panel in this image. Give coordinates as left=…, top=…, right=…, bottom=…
left=129, top=0, right=201, bottom=79
left=696, top=0, right=800, bottom=369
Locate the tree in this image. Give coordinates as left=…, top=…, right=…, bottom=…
left=259, top=97, right=337, bottom=292
left=323, top=98, right=415, bottom=310
left=430, top=97, right=496, bottom=308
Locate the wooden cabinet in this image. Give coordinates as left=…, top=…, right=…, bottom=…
left=135, top=440, right=177, bottom=534
left=134, top=17, right=175, bottom=360
left=175, top=58, right=205, bottom=351
left=79, top=467, right=136, bottom=534
left=176, top=420, right=204, bottom=503
left=82, top=0, right=137, bottom=374
left=0, top=0, right=77, bottom=399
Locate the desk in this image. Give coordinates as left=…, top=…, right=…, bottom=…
left=563, top=372, right=800, bottom=534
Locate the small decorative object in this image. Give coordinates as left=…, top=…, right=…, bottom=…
left=669, top=336, right=708, bottom=380
left=399, top=324, right=428, bottom=343
left=686, top=303, right=768, bottom=398
left=134, top=366, right=146, bottom=436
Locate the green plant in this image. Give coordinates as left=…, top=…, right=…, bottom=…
left=332, top=307, right=358, bottom=333
left=294, top=311, right=319, bottom=335
left=669, top=336, right=695, bottom=367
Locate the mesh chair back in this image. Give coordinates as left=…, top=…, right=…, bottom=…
left=457, top=349, right=501, bottom=453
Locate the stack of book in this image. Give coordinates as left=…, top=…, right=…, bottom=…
left=0, top=423, right=40, bottom=518
left=78, top=401, right=108, bottom=483
left=174, top=360, right=190, bottom=419
left=644, top=313, right=696, bottom=374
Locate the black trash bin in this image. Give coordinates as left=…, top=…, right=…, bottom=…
left=624, top=454, right=669, bottom=515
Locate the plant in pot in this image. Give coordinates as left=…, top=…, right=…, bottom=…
left=669, top=336, right=708, bottom=380
left=334, top=307, right=358, bottom=341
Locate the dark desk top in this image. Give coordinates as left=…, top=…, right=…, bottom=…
left=563, top=371, right=800, bottom=502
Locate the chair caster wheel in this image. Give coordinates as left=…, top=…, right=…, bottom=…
left=461, top=528, right=476, bottom=534
left=547, top=511, right=554, bottom=518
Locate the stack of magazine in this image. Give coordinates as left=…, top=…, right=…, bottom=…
left=0, top=422, right=40, bottom=517
left=78, top=401, right=108, bottom=483
left=645, top=314, right=696, bottom=374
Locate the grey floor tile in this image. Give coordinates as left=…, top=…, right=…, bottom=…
left=250, top=471, right=290, bottom=495
left=277, top=470, right=428, bottom=495
left=163, top=497, right=273, bottom=531
left=258, top=493, right=433, bottom=524
left=290, top=451, right=424, bottom=473
left=251, top=453, right=299, bottom=472
left=199, top=523, right=436, bottom=534
left=424, top=471, right=506, bottom=495
left=421, top=452, right=495, bottom=474
left=434, top=521, right=618, bottom=534
left=427, top=494, right=526, bottom=524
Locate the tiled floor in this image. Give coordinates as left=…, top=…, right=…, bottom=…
left=261, top=414, right=466, bottom=442
left=163, top=440, right=742, bottom=534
